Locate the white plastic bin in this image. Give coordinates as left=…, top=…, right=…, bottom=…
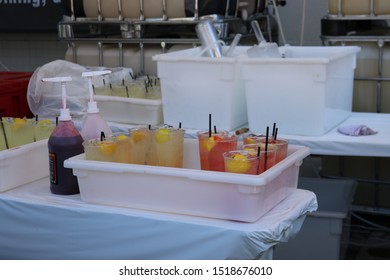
left=239, top=46, right=360, bottom=136
left=64, top=139, right=310, bottom=222
left=153, top=47, right=249, bottom=131
left=0, top=139, right=49, bottom=192
left=93, top=95, right=163, bottom=125
left=273, top=177, right=356, bottom=259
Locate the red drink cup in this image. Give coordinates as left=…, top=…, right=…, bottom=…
left=197, top=130, right=237, bottom=172
left=243, top=144, right=277, bottom=174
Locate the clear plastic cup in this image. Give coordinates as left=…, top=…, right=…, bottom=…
left=34, top=119, right=55, bottom=141
left=147, top=126, right=185, bottom=168
left=2, top=117, right=35, bottom=148
left=223, top=150, right=259, bottom=175
left=128, top=127, right=152, bottom=165
left=83, top=138, right=116, bottom=162
left=243, top=144, right=277, bottom=174
left=93, top=85, right=112, bottom=96
left=242, top=133, right=265, bottom=145
left=197, top=130, right=238, bottom=172
left=110, top=133, right=132, bottom=163
left=259, top=138, right=288, bottom=163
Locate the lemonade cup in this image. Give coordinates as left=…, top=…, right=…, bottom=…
left=223, top=150, right=259, bottom=175
left=147, top=126, right=185, bottom=168
left=34, top=119, right=55, bottom=141
left=83, top=138, right=116, bottom=162
left=2, top=117, right=35, bottom=148
left=243, top=144, right=277, bottom=174
left=128, top=127, right=152, bottom=165
left=197, top=130, right=238, bottom=172
left=111, top=133, right=132, bottom=163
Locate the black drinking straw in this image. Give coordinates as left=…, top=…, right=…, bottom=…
left=125, top=85, right=129, bottom=97
left=129, top=72, right=134, bottom=80
left=100, top=131, right=105, bottom=141
left=264, top=126, right=269, bottom=171
left=148, top=124, right=151, bottom=130
left=56, top=116, right=59, bottom=126
left=0, top=115, right=9, bottom=149
left=179, top=122, right=182, bottom=129
left=274, top=128, right=278, bottom=140
left=256, top=146, right=261, bottom=175
left=272, top=122, right=276, bottom=137
left=214, top=125, right=217, bottom=134
left=144, top=80, right=148, bottom=93
left=208, top=114, right=212, bottom=137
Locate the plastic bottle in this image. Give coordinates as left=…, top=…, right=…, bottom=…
left=81, top=70, right=113, bottom=141
left=42, top=76, right=84, bottom=195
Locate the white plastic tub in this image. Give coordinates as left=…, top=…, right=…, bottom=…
left=0, top=139, right=49, bottom=192
left=153, top=47, right=249, bottom=131
left=64, top=139, right=310, bottom=222
left=93, top=95, right=163, bottom=125
left=239, top=46, right=360, bottom=136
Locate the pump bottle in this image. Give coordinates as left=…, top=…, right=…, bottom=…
left=81, top=70, right=112, bottom=141
left=43, top=76, right=84, bottom=195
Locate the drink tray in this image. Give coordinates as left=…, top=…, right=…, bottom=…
left=64, top=139, right=310, bottom=222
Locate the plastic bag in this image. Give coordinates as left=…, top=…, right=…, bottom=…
left=27, top=59, right=133, bottom=119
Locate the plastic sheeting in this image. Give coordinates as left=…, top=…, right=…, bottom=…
left=0, top=178, right=317, bottom=260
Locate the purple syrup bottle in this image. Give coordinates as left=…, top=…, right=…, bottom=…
left=43, top=76, right=84, bottom=195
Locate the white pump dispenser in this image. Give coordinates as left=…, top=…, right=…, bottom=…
left=81, top=70, right=112, bottom=141
left=42, top=76, right=73, bottom=121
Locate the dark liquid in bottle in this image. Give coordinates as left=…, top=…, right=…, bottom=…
left=48, top=134, right=84, bottom=195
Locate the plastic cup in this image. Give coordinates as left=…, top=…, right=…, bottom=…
left=242, top=133, right=265, bottom=145
left=128, top=127, right=152, bottom=165
left=124, top=80, right=147, bottom=99
left=197, top=130, right=238, bottom=172
left=83, top=138, right=116, bottom=162
left=223, top=150, right=259, bottom=175
left=110, top=133, right=132, bottom=163
left=147, top=126, right=185, bottom=168
left=34, top=119, right=55, bottom=141
left=94, top=85, right=112, bottom=96
left=2, top=117, right=35, bottom=148
left=243, top=144, right=277, bottom=174
left=259, top=138, right=288, bottom=163
left=111, top=84, right=129, bottom=98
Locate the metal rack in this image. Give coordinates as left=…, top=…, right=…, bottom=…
left=321, top=7, right=390, bottom=113
left=58, top=0, right=279, bottom=74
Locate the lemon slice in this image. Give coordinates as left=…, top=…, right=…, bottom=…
left=226, top=154, right=251, bottom=173
left=97, top=141, right=116, bottom=156
left=205, top=135, right=221, bottom=151
left=12, top=118, right=27, bottom=131
left=115, top=134, right=128, bottom=141
left=155, top=128, right=170, bottom=144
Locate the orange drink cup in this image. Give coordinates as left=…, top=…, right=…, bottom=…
left=147, top=126, right=185, bottom=168
left=223, top=150, right=259, bottom=175
left=243, top=144, right=277, bottom=174
left=197, top=131, right=238, bottom=172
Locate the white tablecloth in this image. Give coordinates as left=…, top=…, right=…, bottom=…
left=279, top=112, right=390, bottom=157
left=0, top=178, right=317, bottom=260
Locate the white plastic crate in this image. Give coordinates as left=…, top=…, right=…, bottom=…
left=64, top=139, right=310, bottom=222
left=93, top=95, right=163, bottom=125
left=239, top=46, right=360, bottom=136
left=153, top=47, right=249, bottom=131
left=0, top=139, right=49, bottom=192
